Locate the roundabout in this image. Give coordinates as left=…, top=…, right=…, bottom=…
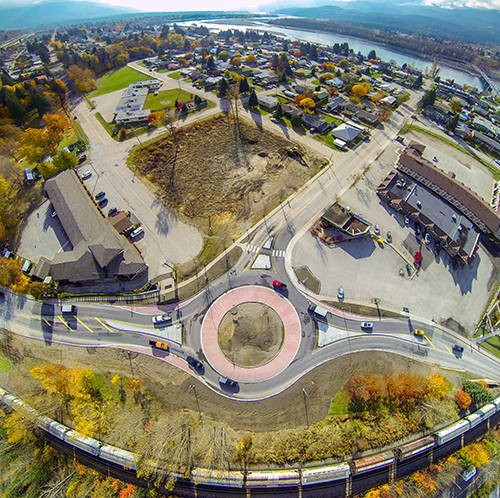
left=200, top=286, right=302, bottom=382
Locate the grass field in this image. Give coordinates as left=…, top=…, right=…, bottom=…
left=166, top=71, right=183, bottom=79
left=483, top=335, right=500, bottom=358
left=145, top=88, right=193, bottom=112
left=89, top=67, right=149, bottom=97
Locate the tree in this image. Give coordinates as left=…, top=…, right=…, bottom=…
left=19, top=128, right=52, bottom=163
left=368, top=49, right=377, bottom=60
left=274, top=103, right=283, bottom=119
left=248, top=89, right=258, bottom=108
left=449, top=100, right=462, bottom=113
left=245, top=54, right=256, bottom=64
left=413, top=74, right=423, bottom=89
left=218, top=51, right=230, bottom=62
left=300, top=97, right=315, bottom=110
left=445, top=113, right=460, bottom=132
left=351, top=83, right=370, bottom=99
left=206, top=55, right=215, bottom=70
left=458, top=443, right=489, bottom=469
left=462, top=379, right=494, bottom=404
left=239, top=77, right=250, bottom=94
left=50, top=150, right=78, bottom=174
left=231, top=57, right=241, bottom=68
left=290, top=115, right=302, bottom=128
left=67, top=65, right=96, bottom=93
left=455, top=389, right=472, bottom=412
left=218, top=78, right=229, bottom=98
left=418, top=88, right=436, bottom=109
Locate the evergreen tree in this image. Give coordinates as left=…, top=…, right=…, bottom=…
left=310, top=45, right=318, bottom=61
left=218, top=78, right=229, bottom=98
left=1, top=71, right=14, bottom=86
left=280, top=71, right=288, bottom=84
left=4, top=89, right=26, bottom=120
left=368, top=49, right=377, bottom=60
left=274, top=103, right=283, bottom=119
left=206, top=55, right=215, bottom=70
left=248, top=89, right=258, bottom=108
left=282, top=40, right=288, bottom=52
left=445, top=113, right=460, bottom=132
left=239, top=77, right=250, bottom=94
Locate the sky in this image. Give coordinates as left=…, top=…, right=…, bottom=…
left=3, top=0, right=500, bottom=12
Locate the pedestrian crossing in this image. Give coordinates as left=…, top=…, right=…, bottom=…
left=246, top=244, right=286, bottom=258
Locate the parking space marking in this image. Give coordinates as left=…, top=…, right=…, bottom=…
left=56, top=316, right=72, bottom=330
left=76, top=317, right=95, bottom=333
left=94, top=317, right=114, bottom=333
left=43, top=318, right=52, bottom=327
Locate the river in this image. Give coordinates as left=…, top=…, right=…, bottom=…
left=180, top=19, right=483, bottom=89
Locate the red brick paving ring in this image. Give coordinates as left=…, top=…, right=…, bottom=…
left=201, top=286, right=302, bottom=382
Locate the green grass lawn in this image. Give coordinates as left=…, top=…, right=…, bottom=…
left=483, top=335, right=500, bottom=358
left=167, top=71, right=183, bottom=80
left=327, top=388, right=350, bottom=416
left=145, top=88, right=195, bottom=112
left=58, top=129, right=79, bottom=150
left=0, top=356, right=14, bottom=373
left=89, top=67, right=149, bottom=97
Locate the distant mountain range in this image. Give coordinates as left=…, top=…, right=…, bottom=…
left=271, top=1, right=500, bottom=45
left=0, top=1, right=137, bottom=31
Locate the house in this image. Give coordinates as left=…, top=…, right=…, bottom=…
left=381, top=96, right=397, bottom=107
left=282, top=104, right=304, bottom=118
left=315, top=91, right=329, bottom=106
left=325, top=96, right=345, bottom=113
left=302, top=114, right=332, bottom=133
left=258, top=95, right=278, bottom=110
left=331, top=123, right=363, bottom=143
left=294, top=85, right=310, bottom=95
left=325, top=78, right=343, bottom=89
left=357, top=110, right=379, bottom=126
left=43, top=170, right=147, bottom=286
left=340, top=101, right=361, bottom=114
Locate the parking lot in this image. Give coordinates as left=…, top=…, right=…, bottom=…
left=291, top=139, right=493, bottom=332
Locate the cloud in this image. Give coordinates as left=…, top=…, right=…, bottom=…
left=421, top=0, right=500, bottom=8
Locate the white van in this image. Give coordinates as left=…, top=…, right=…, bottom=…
left=61, top=304, right=75, bottom=314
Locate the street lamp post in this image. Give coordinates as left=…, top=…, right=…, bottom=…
left=302, top=388, right=309, bottom=426
left=188, top=384, right=202, bottom=425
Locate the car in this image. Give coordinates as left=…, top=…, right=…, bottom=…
left=386, top=231, right=392, bottom=243
left=149, top=340, right=168, bottom=350
left=80, top=171, right=92, bottom=180
left=98, top=198, right=108, bottom=207
left=374, top=224, right=380, bottom=235
left=95, top=191, right=105, bottom=199
left=151, top=313, right=172, bottom=325
left=187, top=356, right=203, bottom=370
left=129, top=227, right=144, bottom=238
left=433, top=156, right=438, bottom=162
left=219, top=376, right=237, bottom=388
left=415, top=223, right=421, bottom=236
left=361, top=322, right=373, bottom=330
left=414, top=251, right=421, bottom=266
left=273, top=280, right=287, bottom=290
left=405, top=216, right=410, bottom=225
left=424, top=233, right=432, bottom=245
left=271, top=117, right=280, bottom=123
left=61, top=304, right=75, bottom=314
left=108, top=207, right=118, bottom=217
left=496, top=159, right=500, bottom=166
left=338, top=287, right=344, bottom=299
left=78, top=154, right=87, bottom=164
left=414, top=329, right=425, bottom=335
left=51, top=211, right=57, bottom=218
left=453, top=344, right=464, bottom=353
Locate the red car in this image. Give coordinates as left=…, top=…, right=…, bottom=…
left=273, top=280, right=287, bottom=290
left=414, top=251, right=421, bottom=266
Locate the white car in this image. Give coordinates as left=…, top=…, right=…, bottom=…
left=152, top=313, right=172, bottom=325
left=361, top=322, right=373, bottom=330
left=129, top=227, right=144, bottom=238
left=80, top=171, right=92, bottom=180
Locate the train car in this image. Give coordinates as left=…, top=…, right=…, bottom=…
left=36, top=415, right=70, bottom=440
left=99, top=444, right=137, bottom=470
left=301, top=463, right=351, bottom=485
left=393, top=436, right=436, bottom=461
left=65, top=430, right=102, bottom=456
left=2, top=393, right=18, bottom=409
left=349, top=451, right=395, bottom=475
left=7, top=396, right=39, bottom=421
left=435, top=419, right=470, bottom=445
left=246, top=470, right=300, bottom=487
left=466, top=404, right=497, bottom=429
left=493, top=394, right=500, bottom=412
left=190, top=468, right=244, bottom=488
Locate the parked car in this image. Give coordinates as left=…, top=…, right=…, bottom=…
left=51, top=211, right=57, bottom=218
left=273, top=280, right=287, bottom=290
left=405, top=216, right=410, bottom=225
left=219, top=377, right=237, bottom=388
left=98, top=198, right=108, bottom=207
left=149, top=340, right=168, bottom=350
left=374, top=224, right=380, bottom=235
left=361, top=322, right=373, bottom=330
left=453, top=344, right=464, bottom=353
left=61, top=304, right=75, bottom=314
left=424, top=233, right=432, bottom=245
left=414, top=329, right=425, bottom=335
left=338, top=287, right=344, bottom=300
left=151, top=313, right=172, bottom=325
left=80, top=171, right=92, bottom=180
left=414, top=251, right=421, bottom=266
left=187, top=356, right=203, bottom=370
left=95, top=191, right=105, bottom=199
left=78, top=154, right=87, bottom=164
left=415, top=223, right=421, bottom=236
left=108, top=207, right=118, bottom=217
left=129, top=227, right=144, bottom=238
left=386, top=231, right=392, bottom=243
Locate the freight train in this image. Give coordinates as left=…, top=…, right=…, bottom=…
left=1, top=387, right=499, bottom=491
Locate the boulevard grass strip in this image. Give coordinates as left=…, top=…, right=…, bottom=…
left=89, top=66, right=150, bottom=97
left=94, top=113, right=116, bottom=140
left=323, top=301, right=401, bottom=319
left=483, top=335, right=500, bottom=359
left=159, top=246, right=243, bottom=304
left=401, top=123, right=500, bottom=178
left=294, top=266, right=321, bottom=294
left=327, top=388, right=350, bottom=416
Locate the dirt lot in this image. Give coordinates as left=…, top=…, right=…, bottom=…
left=218, top=303, right=284, bottom=367
left=131, top=115, right=322, bottom=269
left=2, top=331, right=463, bottom=433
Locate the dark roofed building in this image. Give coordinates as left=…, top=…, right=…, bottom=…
left=44, top=170, right=147, bottom=285
left=398, top=141, right=500, bottom=238
left=301, top=114, right=332, bottom=133
left=357, top=109, right=379, bottom=126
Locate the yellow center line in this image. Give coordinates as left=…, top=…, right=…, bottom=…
left=94, top=317, right=114, bottom=333
left=76, top=317, right=95, bottom=333
left=445, top=345, right=452, bottom=354
left=56, top=316, right=72, bottom=330
left=424, top=334, right=436, bottom=349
